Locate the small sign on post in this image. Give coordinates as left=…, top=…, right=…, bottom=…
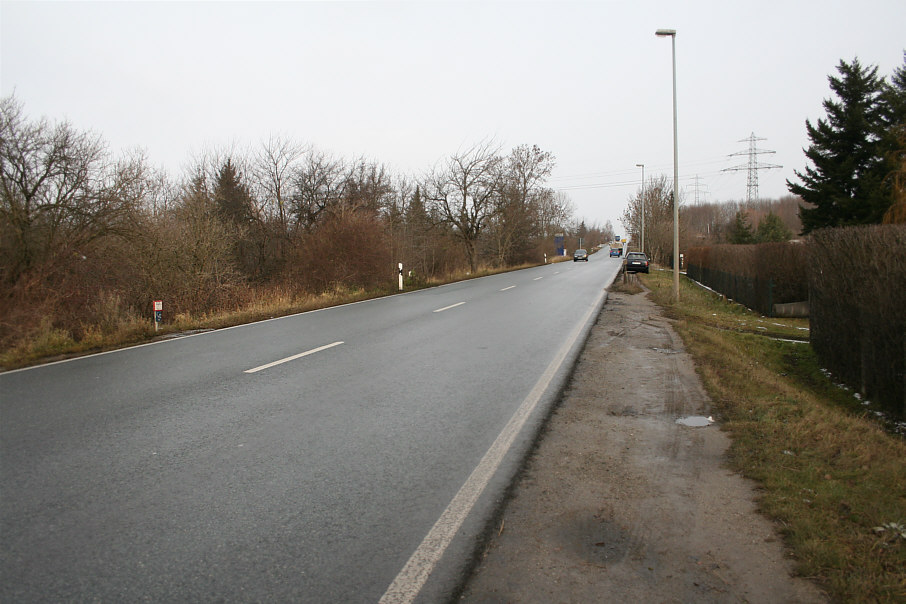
left=153, top=300, right=163, bottom=332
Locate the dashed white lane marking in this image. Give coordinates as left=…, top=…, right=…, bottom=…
left=433, top=302, right=466, bottom=313
left=379, top=287, right=607, bottom=604
left=499, top=286, right=516, bottom=291
left=533, top=277, right=543, bottom=281
left=244, top=341, right=344, bottom=374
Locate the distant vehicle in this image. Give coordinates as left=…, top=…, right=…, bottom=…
left=609, top=248, right=620, bottom=257
left=624, top=251, right=649, bottom=273
left=573, top=248, right=588, bottom=262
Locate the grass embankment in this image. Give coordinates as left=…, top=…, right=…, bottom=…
left=0, top=261, right=553, bottom=370
left=636, top=269, right=905, bottom=602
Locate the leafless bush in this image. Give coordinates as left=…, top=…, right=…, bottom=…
left=287, top=212, right=393, bottom=292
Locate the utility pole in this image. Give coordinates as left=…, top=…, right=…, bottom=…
left=655, top=27, right=680, bottom=302
left=636, top=163, right=645, bottom=254
left=722, top=133, right=781, bottom=204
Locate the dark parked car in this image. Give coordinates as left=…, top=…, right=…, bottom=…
left=573, top=248, right=588, bottom=262
left=624, top=251, right=649, bottom=273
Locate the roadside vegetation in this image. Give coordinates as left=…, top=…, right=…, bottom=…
left=1, top=94, right=611, bottom=370
left=639, top=268, right=906, bottom=602
left=0, top=260, right=555, bottom=370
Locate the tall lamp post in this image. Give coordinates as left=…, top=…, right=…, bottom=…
left=635, top=163, right=645, bottom=255
left=656, top=28, right=680, bottom=301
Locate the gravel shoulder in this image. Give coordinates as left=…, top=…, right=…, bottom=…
left=457, top=287, right=828, bottom=603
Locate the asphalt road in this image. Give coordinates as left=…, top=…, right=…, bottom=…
left=1, top=254, right=620, bottom=603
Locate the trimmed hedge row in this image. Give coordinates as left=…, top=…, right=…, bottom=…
left=686, top=228, right=905, bottom=418
left=808, top=225, right=905, bottom=418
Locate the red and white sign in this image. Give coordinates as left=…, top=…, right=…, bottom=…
left=153, top=300, right=163, bottom=311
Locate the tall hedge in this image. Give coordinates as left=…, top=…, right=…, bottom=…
left=808, top=225, right=906, bottom=418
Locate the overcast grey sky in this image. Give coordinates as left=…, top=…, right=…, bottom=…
left=2, top=0, right=904, bottom=230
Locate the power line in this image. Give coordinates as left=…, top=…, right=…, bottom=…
left=549, top=156, right=730, bottom=183
left=555, top=171, right=720, bottom=192
left=721, top=133, right=781, bottom=204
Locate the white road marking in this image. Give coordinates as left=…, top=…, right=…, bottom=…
left=244, top=341, right=344, bottom=374
left=499, top=286, right=516, bottom=291
left=533, top=277, right=544, bottom=281
left=379, top=288, right=606, bottom=604
left=433, top=302, right=466, bottom=313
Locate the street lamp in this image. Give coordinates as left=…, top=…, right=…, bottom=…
left=635, top=163, right=644, bottom=255
left=656, top=28, right=680, bottom=301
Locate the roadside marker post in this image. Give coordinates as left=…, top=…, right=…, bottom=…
left=153, top=300, right=163, bottom=332
left=398, top=263, right=404, bottom=291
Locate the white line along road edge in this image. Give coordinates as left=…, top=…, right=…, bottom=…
left=379, top=287, right=606, bottom=604
left=244, top=341, right=344, bottom=374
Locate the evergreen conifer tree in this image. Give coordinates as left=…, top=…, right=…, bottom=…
left=880, top=54, right=906, bottom=218
left=755, top=211, right=793, bottom=242
left=788, top=58, right=889, bottom=233
left=727, top=210, right=755, bottom=244
left=214, top=159, right=255, bottom=225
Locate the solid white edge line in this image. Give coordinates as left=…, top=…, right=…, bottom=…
left=432, top=302, right=466, bottom=313
left=244, top=341, right=344, bottom=374
left=379, top=288, right=606, bottom=604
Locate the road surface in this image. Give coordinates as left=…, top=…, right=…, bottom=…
left=1, top=254, right=620, bottom=602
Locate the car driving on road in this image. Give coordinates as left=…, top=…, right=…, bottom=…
left=624, top=251, right=649, bottom=273
left=573, top=249, right=588, bottom=262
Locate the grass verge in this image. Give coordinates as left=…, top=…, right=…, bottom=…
left=640, top=268, right=906, bottom=602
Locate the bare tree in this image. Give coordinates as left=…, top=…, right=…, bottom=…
left=490, top=144, right=556, bottom=265
left=424, top=142, right=503, bottom=273
left=621, top=174, right=680, bottom=263
left=254, top=135, right=306, bottom=233
left=339, top=158, right=394, bottom=218
left=0, top=95, right=147, bottom=285
left=535, top=189, right=574, bottom=241
left=289, top=150, right=348, bottom=233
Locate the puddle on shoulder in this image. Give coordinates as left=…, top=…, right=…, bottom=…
left=675, top=415, right=714, bottom=427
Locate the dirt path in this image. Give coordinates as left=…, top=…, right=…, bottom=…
left=457, top=288, right=827, bottom=603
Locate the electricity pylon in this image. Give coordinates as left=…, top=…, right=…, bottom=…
left=691, top=174, right=709, bottom=204
left=722, top=133, right=781, bottom=203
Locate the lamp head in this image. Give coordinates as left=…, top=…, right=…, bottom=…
left=655, top=28, right=676, bottom=37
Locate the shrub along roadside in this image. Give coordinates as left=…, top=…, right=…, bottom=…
left=640, top=268, right=906, bottom=603
left=0, top=262, right=546, bottom=370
